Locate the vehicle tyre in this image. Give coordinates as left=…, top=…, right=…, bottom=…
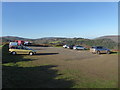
left=97, top=51, right=100, bottom=54
left=29, top=52, right=33, bottom=56
left=12, top=51, right=16, bottom=55
left=106, top=51, right=111, bottom=54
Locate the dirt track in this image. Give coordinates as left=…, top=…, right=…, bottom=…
left=28, top=47, right=118, bottom=81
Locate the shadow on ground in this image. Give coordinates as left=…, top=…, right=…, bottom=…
left=2, top=65, right=73, bottom=88
left=110, top=51, right=118, bottom=54
left=97, top=51, right=118, bottom=55
left=2, top=44, right=32, bottom=63
left=35, top=53, right=59, bottom=55
left=2, top=44, right=74, bottom=88
left=2, top=65, right=74, bottom=88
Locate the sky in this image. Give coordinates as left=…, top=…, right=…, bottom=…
left=2, top=2, right=118, bottom=39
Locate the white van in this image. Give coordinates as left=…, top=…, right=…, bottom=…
left=9, top=42, right=18, bottom=48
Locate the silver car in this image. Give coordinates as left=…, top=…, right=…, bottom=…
left=73, top=45, right=86, bottom=50
left=90, top=46, right=111, bottom=54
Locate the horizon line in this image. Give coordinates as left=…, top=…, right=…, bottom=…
left=1, top=34, right=119, bottom=39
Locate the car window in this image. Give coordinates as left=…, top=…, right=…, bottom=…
left=22, top=47, right=28, bottom=50
left=16, top=46, right=21, bottom=49
left=25, top=47, right=33, bottom=50
left=21, top=47, right=25, bottom=49
left=15, top=46, right=25, bottom=49
left=97, top=47, right=103, bottom=49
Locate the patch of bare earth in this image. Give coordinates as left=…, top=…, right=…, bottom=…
left=28, top=47, right=118, bottom=81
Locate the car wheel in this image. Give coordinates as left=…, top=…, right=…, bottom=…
left=12, top=51, right=16, bottom=55
left=97, top=51, right=100, bottom=54
left=106, top=51, right=110, bottom=54
left=29, top=52, right=33, bottom=56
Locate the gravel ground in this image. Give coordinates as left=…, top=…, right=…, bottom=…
left=28, top=46, right=118, bottom=81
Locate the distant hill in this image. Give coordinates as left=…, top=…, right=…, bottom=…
left=1, top=36, right=34, bottom=42
left=1, top=35, right=118, bottom=49
left=1, top=36, right=69, bottom=41
left=95, top=35, right=119, bottom=43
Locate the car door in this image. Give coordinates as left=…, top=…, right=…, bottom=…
left=24, top=47, right=31, bottom=54
left=80, top=46, right=84, bottom=50
left=78, top=46, right=83, bottom=50
left=14, top=47, right=22, bottom=54
left=99, top=47, right=106, bottom=53
left=16, top=46, right=28, bottom=54
left=76, top=46, right=79, bottom=49
left=101, top=48, right=107, bottom=53
left=20, top=47, right=30, bottom=54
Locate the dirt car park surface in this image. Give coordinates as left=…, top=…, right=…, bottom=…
left=2, top=46, right=118, bottom=88
left=29, top=47, right=118, bottom=81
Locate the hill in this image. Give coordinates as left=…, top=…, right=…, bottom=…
left=95, top=35, right=119, bottom=43
left=1, top=35, right=118, bottom=49
left=1, top=36, right=33, bottom=41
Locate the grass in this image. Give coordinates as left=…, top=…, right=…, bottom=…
left=55, top=69, right=117, bottom=88
left=49, top=41, right=61, bottom=44
left=3, top=61, right=117, bottom=88
left=2, top=44, right=118, bottom=88
left=0, top=45, right=3, bottom=47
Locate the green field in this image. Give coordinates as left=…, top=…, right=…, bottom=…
left=2, top=44, right=118, bottom=88
left=0, top=45, right=3, bottom=47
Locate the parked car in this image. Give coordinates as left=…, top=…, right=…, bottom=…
left=67, top=45, right=74, bottom=49
left=9, top=46, right=36, bottom=55
left=73, top=45, right=86, bottom=50
left=63, top=45, right=69, bottom=48
left=90, top=46, right=111, bottom=54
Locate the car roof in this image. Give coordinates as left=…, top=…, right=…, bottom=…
left=75, top=45, right=83, bottom=47
left=92, top=46, right=104, bottom=48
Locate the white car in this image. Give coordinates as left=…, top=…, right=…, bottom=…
left=9, top=42, right=18, bottom=48
left=73, top=45, right=86, bottom=50
left=63, top=45, right=69, bottom=48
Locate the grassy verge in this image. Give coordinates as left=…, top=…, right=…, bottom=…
left=2, top=61, right=117, bottom=88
